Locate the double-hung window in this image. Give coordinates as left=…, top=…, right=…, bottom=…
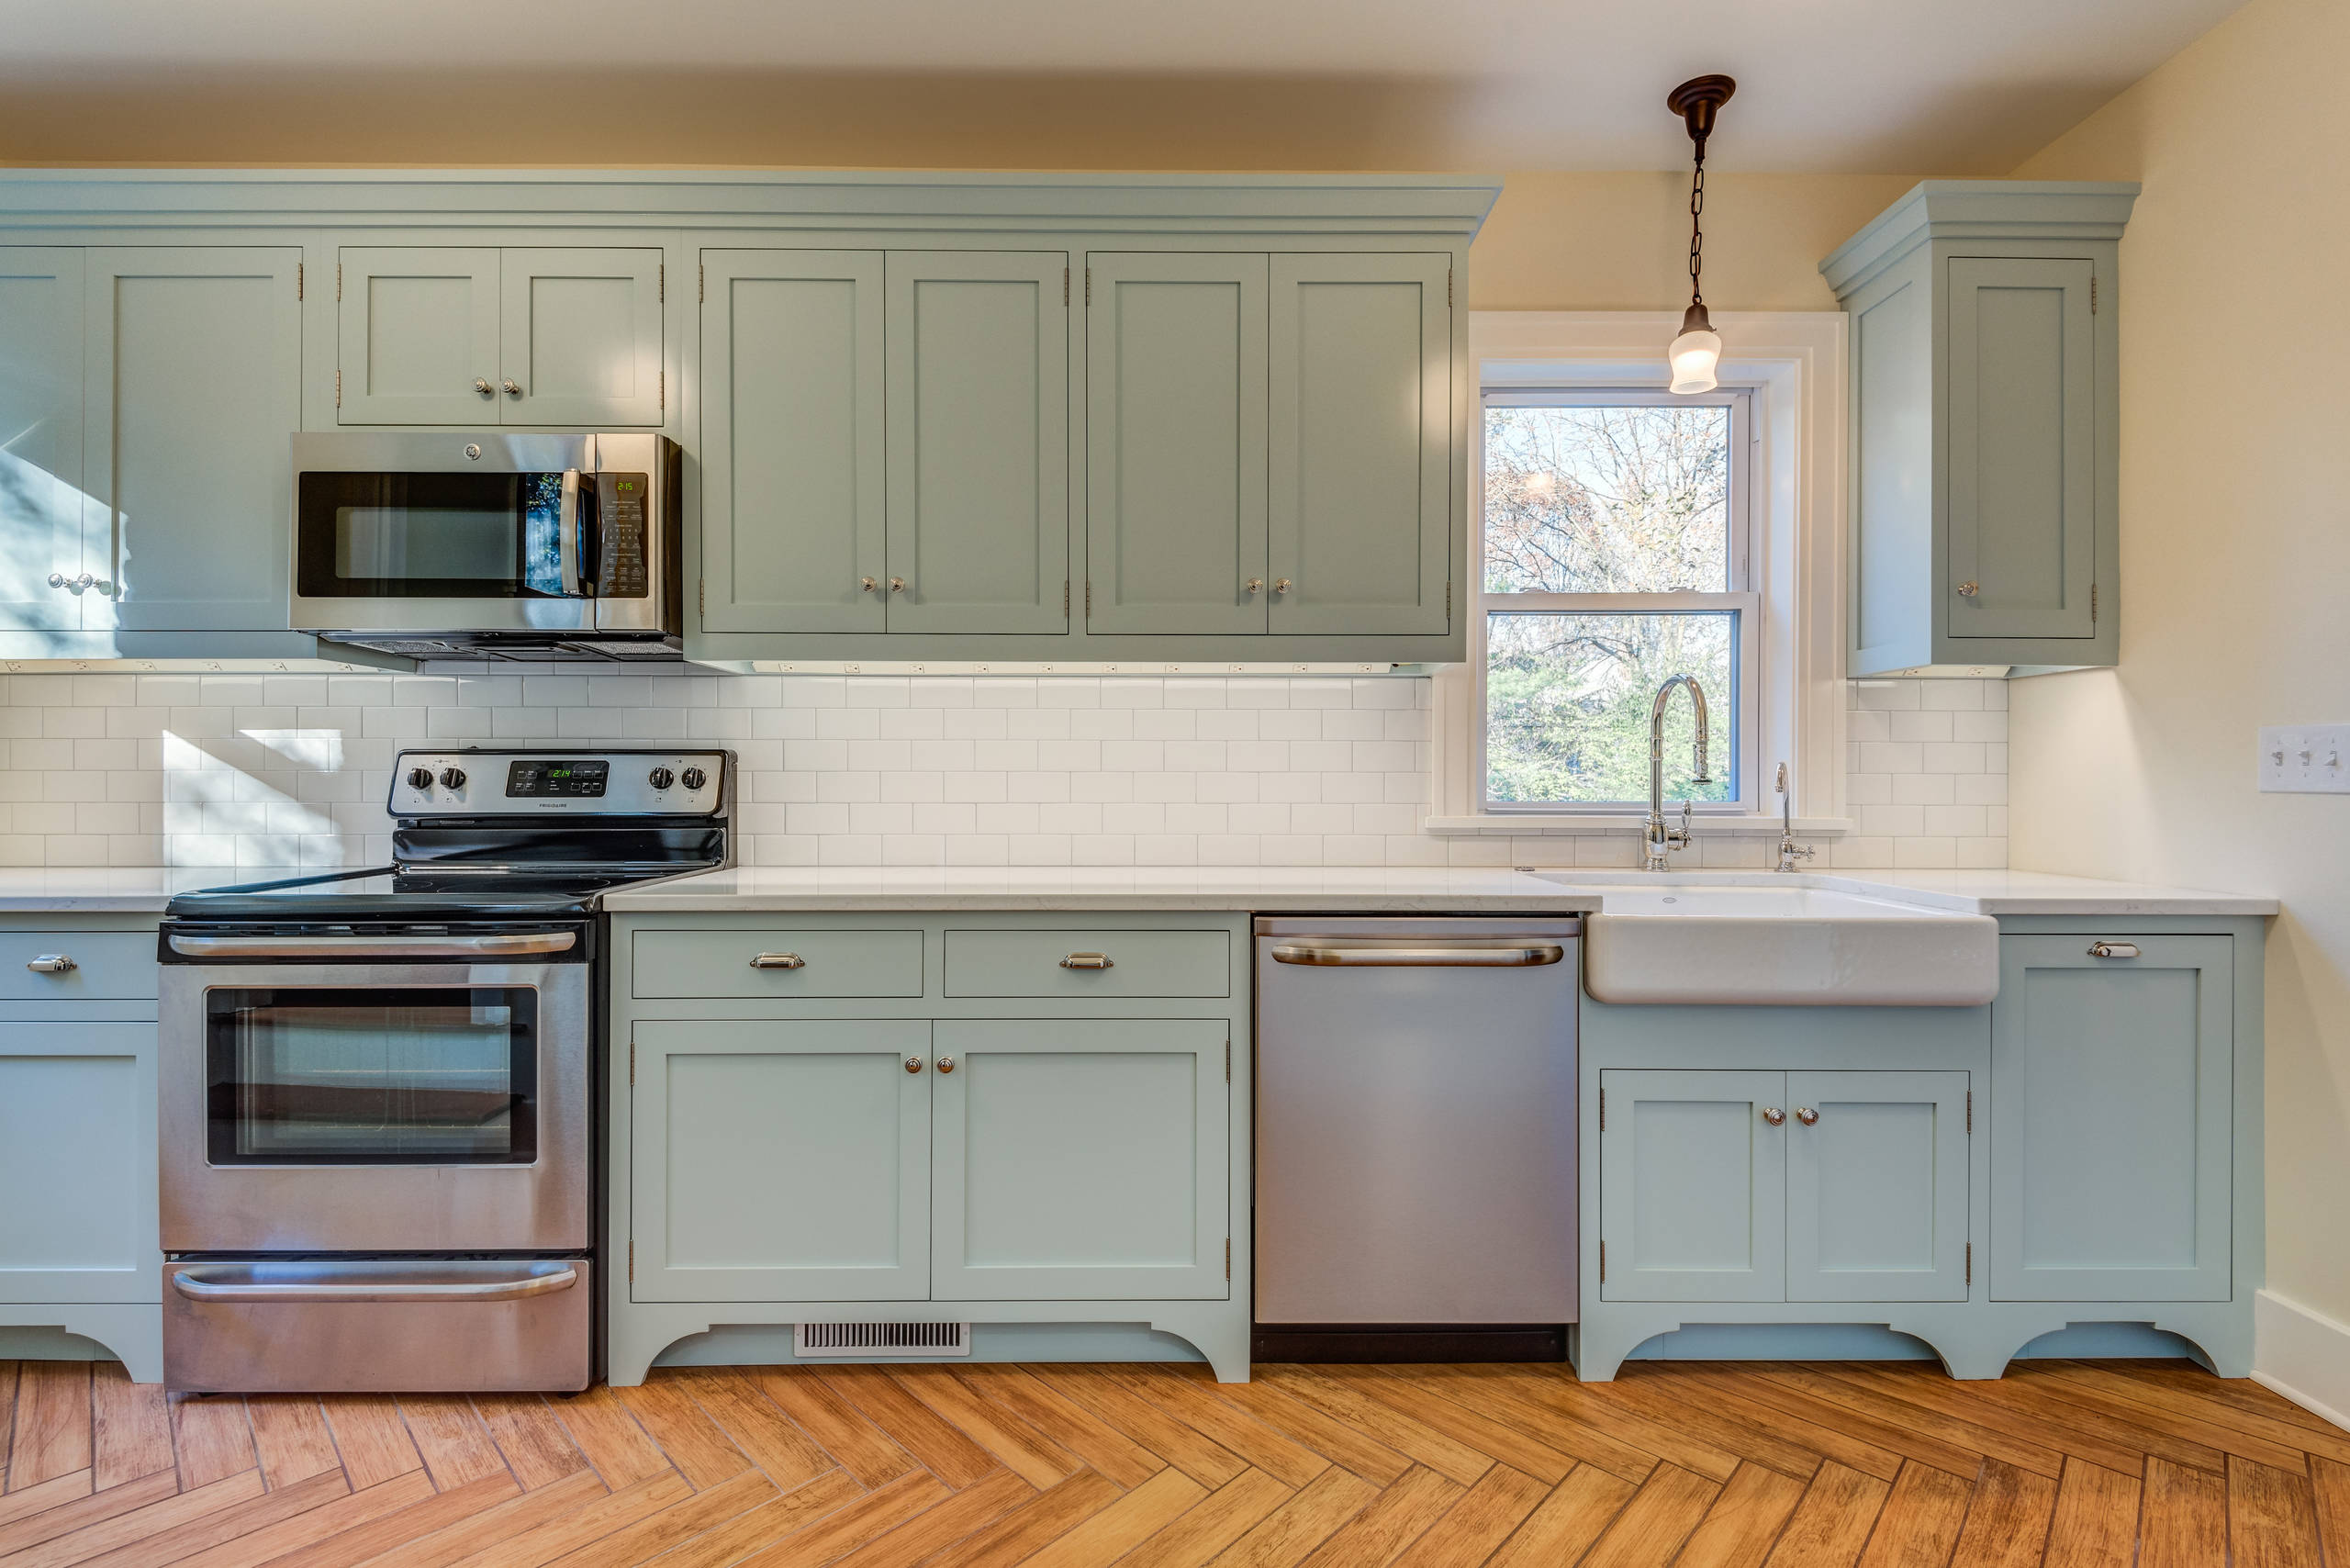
left=1477, top=388, right=1757, bottom=812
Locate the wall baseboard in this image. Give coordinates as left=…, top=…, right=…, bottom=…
left=2253, top=1289, right=2350, bottom=1433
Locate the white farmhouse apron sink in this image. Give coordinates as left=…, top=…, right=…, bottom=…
left=1571, top=883, right=2000, bottom=1006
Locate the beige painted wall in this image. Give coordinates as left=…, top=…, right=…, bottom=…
left=2008, top=0, right=2350, bottom=1323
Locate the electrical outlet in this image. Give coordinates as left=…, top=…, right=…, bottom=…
left=2258, top=724, right=2350, bottom=793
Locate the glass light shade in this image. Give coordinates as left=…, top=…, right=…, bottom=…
left=1668, top=326, right=1722, bottom=395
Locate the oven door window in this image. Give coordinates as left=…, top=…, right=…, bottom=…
left=206, top=988, right=538, bottom=1165
left=295, top=472, right=573, bottom=599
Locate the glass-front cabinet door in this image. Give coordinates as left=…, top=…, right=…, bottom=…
left=204, top=985, right=539, bottom=1166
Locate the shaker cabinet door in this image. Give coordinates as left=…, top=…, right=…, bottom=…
left=699, top=251, right=886, bottom=633
left=630, top=1019, right=932, bottom=1303
left=1268, top=253, right=1451, bottom=636
left=0, top=1023, right=162, bottom=1305
left=1085, top=252, right=1268, bottom=634
left=1990, top=935, right=2232, bottom=1301
left=930, top=1018, right=1229, bottom=1301
left=498, top=248, right=665, bottom=427
left=336, top=246, right=502, bottom=425
left=883, top=252, right=1069, bottom=634
left=1945, top=256, right=2098, bottom=640
left=0, top=247, right=86, bottom=633
left=85, top=247, right=303, bottom=633
left=1598, top=1069, right=1786, bottom=1303
left=1785, top=1070, right=1970, bottom=1302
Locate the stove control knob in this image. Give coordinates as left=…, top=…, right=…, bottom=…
left=439, top=767, right=467, bottom=790
left=680, top=766, right=708, bottom=791
left=405, top=767, right=435, bottom=790
left=647, top=767, right=675, bottom=790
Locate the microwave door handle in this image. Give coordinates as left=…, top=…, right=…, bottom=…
left=557, top=468, right=584, bottom=597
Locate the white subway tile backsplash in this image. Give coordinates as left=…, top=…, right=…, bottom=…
left=0, top=670, right=2005, bottom=870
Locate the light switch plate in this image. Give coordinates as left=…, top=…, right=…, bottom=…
left=2258, top=724, right=2350, bottom=792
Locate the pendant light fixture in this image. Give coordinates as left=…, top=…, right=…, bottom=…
left=1666, top=73, right=1737, bottom=394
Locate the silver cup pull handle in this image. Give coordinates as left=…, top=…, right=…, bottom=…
left=25, top=954, right=77, bottom=974
left=1059, top=952, right=1114, bottom=970
left=2087, top=941, right=2142, bottom=959
left=749, top=952, right=806, bottom=969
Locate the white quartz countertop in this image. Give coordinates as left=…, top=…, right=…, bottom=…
left=0, top=864, right=2277, bottom=917
left=601, top=865, right=2278, bottom=917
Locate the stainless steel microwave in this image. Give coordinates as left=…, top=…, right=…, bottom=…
left=289, top=431, right=681, bottom=660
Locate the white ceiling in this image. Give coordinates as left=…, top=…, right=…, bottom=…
left=0, top=0, right=2246, bottom=172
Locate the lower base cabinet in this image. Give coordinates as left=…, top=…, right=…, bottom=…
left=1578, top=919, right=2262, bottom=1384
left=611, top=913, right=1252, bottom=1383
left=1599, top=1068, right=1968, bottom=1305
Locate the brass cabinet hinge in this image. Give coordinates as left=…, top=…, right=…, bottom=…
left=1085, top=267, right=1092, bottom=306
left=1965, top=1091, right=1972, bottom=1133
left=1225, top=1238, right=1231, bottom=1279
left=2091, top=583, right=2098, bottom=622
left=659, top=369, right=665, bottom=411
left=629, top=1238, right=634, bottom=1282
left=1599, top=1239, right=1606, bottom=1282
left=658, top=262, right=665, bottom=304
left=1965, top=1242, right=1972, bottom=1285
left=2090, top=275, right=2098, bottom=314
left=1085, top=581, right=1092, bottom=617
left=335, top=368, right=341, bottom=408
left=1062, top=579, right=1069, bottom=618
left=1445, top=580, right=1452, bottom=620
left=699, top=263, right=705, bottom=304
left=336, top=262, right=342, bottom=303
left=699, top=580, right=706, bottom=618
left=297, top=262, right=303, bottom=300
left=1448, top=268, right=1454, bottom=308
left=629, top=1042, right=635, bottom=1087
left=1063, top=266, right=1070, bottom=307
left=1598, top=1088, right=1605, bottom=1132
left=1225, top=1039, right=1231, bottom=1082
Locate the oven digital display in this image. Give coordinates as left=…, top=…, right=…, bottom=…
left=505, top=760, right=610, bottom=798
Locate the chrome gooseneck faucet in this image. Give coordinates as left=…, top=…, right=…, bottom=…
left=1642, top=675, right=1711, bottom=871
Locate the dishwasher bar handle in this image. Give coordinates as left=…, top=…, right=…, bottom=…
left=1269, top=941, right=1567, bottom=968
left=173, top=1262, right=578, bottom=1304
left=168, top=931, right=576, bottom=959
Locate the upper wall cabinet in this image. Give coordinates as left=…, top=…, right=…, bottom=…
left=1822, top=182, right=2137, bottom=677
left=338, top=246, right=664, bottom=427
left=0, top=247, right=84, bottom=634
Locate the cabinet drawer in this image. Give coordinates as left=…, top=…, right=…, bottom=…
left=944, top=929, right=1231, bottom=999
left=632, top=930, right=924, bottom=999
left=0, top=932, right=159, bottom=1002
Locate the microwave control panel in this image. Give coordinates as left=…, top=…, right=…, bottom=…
left=389, top=749, right=727, bottom=816
left=597, top=473, right=650, bottom=599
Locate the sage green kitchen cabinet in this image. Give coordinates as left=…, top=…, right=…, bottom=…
left=87, top=247, right=303, bottom=633
left=607, top=911, right=1253, bottom=1384
left=1990, top=934, right=2233, bottom=1303
left=930, top=1018, right=1229, bottom=1302
left=0, top=247, right=84, bottom=633
left=1, top=914, right=165, bottom=1383
left=629, top=1018, right=933, bottom=1304
left=1085, top=253, right=1269, bottom=635
left=883, top=251, right=1070, bottom=634
left=1822, top=182, right=2135, bottom=676
left=337, top=245, right=664, bottom=427
left=1268, top=252, right=1453, bottom=636
left=1598, top=1069, right=1787, bottom=1304
left=697, top=250, right=886, bottom=634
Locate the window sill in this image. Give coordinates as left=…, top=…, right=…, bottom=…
left=1421, top=813, right=1854, bottom=837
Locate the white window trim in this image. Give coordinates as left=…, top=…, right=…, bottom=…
left=1427, top=310, right=1852, bottom=837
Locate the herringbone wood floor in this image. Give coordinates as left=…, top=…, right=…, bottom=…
left=4, top=1359, right=2347, bottom=1567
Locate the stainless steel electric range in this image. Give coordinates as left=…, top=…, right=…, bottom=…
left=155, top=746, right=732, bottom=1394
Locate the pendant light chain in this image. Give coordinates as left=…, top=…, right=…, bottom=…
left=1688, top=141, right=1707, bottom=310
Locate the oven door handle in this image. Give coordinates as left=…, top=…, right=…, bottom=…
left=557, top=466, right=586, bottom=597
left=172, top=1263, right=579, bottom=1304
left=166, top=931, right=577, bottom=959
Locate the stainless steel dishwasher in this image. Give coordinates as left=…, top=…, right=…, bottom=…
left=1253, top=916, right=1581, bottom=1361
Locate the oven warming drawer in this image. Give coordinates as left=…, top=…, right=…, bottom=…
left=162, top=1259, right=592, bottom=1393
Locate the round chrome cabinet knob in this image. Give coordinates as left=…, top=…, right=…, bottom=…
left=439, top=767, right=466, bottom=790
left=405, top=767, right=435, bottom=790
left=647, top=767, right=675, bottom=790
left=680, top=767, right=708, bottom=791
